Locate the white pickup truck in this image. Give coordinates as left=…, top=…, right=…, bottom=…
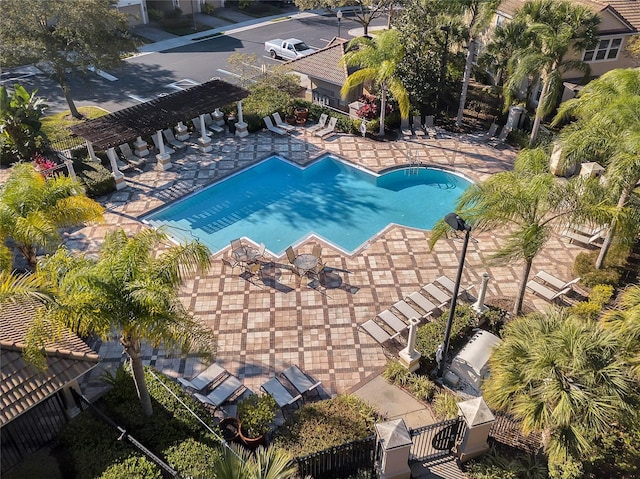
left=264, top=38, right=314, bottom=60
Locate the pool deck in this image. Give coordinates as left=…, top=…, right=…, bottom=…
left=60, top=127, right=588, bottom=402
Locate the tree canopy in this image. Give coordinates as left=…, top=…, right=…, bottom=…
left=0, top=84, right=48, bottom=162
left=0, top=0, right=136, bottom=118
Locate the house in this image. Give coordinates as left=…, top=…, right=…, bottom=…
left=487, top=0, right=640, bottom=103
left=116, top=0, right=226, bottom=26
left=287, top=38, right=363, bottom=113
left=0, top=300, right=100, bottom=474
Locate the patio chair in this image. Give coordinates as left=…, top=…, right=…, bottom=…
left=312, top=244, right=322, bottom=260
left=412, top=115, right=426, bottom=137
left=422, top=282, right=452, bottom=309
left=285, top=246, right=297, bottom=264
left=261, top=377, right=301, bottom=409
left=562, top=224, right=605, bottom=247
left=177, top=362, right=227, bottom=392
left=151, top=133, right=175, bottom=155
left=230, top=238, right=243, bottom=251
left=263, top=116, right=287, bottom=136
left=377, top=310, right=408, bottom=336
left=244, top=262, right=262, bottom=281
left=163, top=128, right=187, bottom=152
left=400, top=117, right=413, bottom=138
left=407, top=291, right=437, bottom=317
left=222, top=256, right=240, bottom=272
left=315, top=117, right=337, bottom=138
left=118, top=143, right=145, bottom=168
left=526, top=280, right=571, bottom=303
left=204, top=113, right=225, bottom=134
left=194, top=374, right=245, bottom=409
left=360, top=319, right=393, bottom=344
left=281, top=365, right=321, bottom=398
left=392, top=300, right=423, bottom=322
left=255, top=243, right=270, bottom=262
left=272, top=112, right=295, bottom=132
left=306, top=113, right=328, bottom=134
left=534, top=271, right=580, bottom=292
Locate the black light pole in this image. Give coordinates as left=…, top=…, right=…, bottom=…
left=436, top=25, right=450, bottom=116
left=437, top=213, right=471, bottom=379
left=337, top=9, right=343, bottom=38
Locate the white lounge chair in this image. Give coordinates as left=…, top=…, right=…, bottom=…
left=306, top=113, right=328, bottom=134
left=534, top=271, right=580, bottom=291
left=163, top=128, right=187, bottom=151
left=489, top=126, right=511, bottom=147
left=412, top=115, right=426, bottom=137
left=118, top=143, right=145, bottom=168
left=377, top=310, right=408, bottom=335
left=526, top=280, right=571, bottom=302
left=407, top=291, right=437, bottom=317
left=392, top=300, right=423, bottom=322
left=191, top=117, right=212, bottom=137
left=400, top=117, right=413, bottom=138
left=424, top=115, right=437, bottom=137
left=151, top=133, right=175, bottom=155
left=562, top=224, right=605, bottom=247
left=281, top=365, right=321, bottom=398
left=422, top=282, right=452, bottom=309
left=177, top=362, right=227, bottom=392
left=272, top=112, right=295, bottom=132
left=435, top=275, right=474, bottom=297
left=194, top=375, right=245, bottom=408
left=204, top=113, right=225, bottom=134
left=263, top=116, right=287, bottom=136
left=261, top=377, right=301, bottom=409
left=481, top=123, right=499, bottom=141
left=315, top=117, right=337, bottom=138
left=361, top=319, right=393, bottom=344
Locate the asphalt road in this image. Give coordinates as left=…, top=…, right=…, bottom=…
left=6, top=12, right=382, bottom=115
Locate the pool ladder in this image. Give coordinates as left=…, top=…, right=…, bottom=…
left=405, top=150, right=420, bottom=176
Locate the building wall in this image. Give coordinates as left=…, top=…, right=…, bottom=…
left=116, top=0, right=148, bottom=25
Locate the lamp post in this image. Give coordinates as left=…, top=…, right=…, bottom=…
left=337, top=9, right=343, bottom=39
left=436, top=213, right=471, bottom=379
left=191, top=0, right=197, bottom=31
left=436, top=25, right=450, bottom=117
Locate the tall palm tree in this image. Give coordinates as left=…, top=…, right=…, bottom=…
left=553, top=68, right=640, bottom=269
left=429, top=147, right=604, bottom=315
left=602, top=285, right=640, bottom=379
left=0, top=163, right=104, bottom=268
left=36, top=228, right=215, bottom=417
left=484, top=309, right=636, bottom=467
left=478, top=20, right=529, bottom=87
left=0, top=270, right=51, bottom=305
left=210, top=444, right=296, bottom=479
left=505, top=0, right=599, bottom=146
left=340, top=29, right=410, bottom=137
left=454, top=0, right=501, bottom=128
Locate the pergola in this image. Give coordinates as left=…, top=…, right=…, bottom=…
left=69, top=79, right=249, bottom=186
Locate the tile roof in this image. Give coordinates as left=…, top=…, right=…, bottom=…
left=498, top=0, right=639, bottom=31
left=287, top=38, right=352, bottom=86
left=1, top=301, right=100, bottom=425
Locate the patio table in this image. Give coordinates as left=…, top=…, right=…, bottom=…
left=233, top=246, right=260, bottom=264
left=293, top=254, right=318, bottom=276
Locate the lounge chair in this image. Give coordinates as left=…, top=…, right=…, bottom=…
left=306, top=113, right=328, bottom=134
left=526, top=280, right=571, bottom=302
left=377, top=310, right=408, bottom=335
left=272, top=112, right=295, bottom=132
left=392, top=300, right=423, bottom=321
left=263, top=116, right=287, bottom=136
left=281, top=365, right=321, bottom=398
left=177, top=362, right=227, bottom=392
left=118, top=143, right=145, bottom=168
left=204, top=113, right=224, bottom=134
left=422, top=283, right=452, bottom=309
left=407, top=291, right=437, bottom=317
left=400, top=117, right=413, bottom=138
left=194, top=375, right=245, bottom=409
left=562, top=224, right=605, bottom=247
left=412, top=115, right=426, bottom=137
left=435, top=275, right=474, bottom=297
left=534, top=271, right=580, bottom=291
left=151, top=133, right=175, bottom=155
left=489, top=126, right=511, bottom=147
left=424, top=115, right=437, bottom=137
left=315, top=117, right=337, bottom=138
left=191, top=116, right=211, bottom=137
left=481, top=123, right=499, bottom=141
left=361, top=319, right=393, bottom=344
left=261, top=377, right=301, bottom=409
left=163, top=128, right=187, bottom=152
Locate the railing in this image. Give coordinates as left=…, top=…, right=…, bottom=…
left=409, top=417, right=465, bottom=462
left=294, top=435, right=376, bottom=479
left=489, top=411, right=542, bottom=455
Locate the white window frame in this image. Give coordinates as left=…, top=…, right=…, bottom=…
left=582, top=37, right=623, bottom=62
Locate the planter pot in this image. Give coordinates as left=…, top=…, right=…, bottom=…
left=220, top=417, right=240, bottom=443
left=294, top=107, right=308, bottom=125
left=285, top=116, right=297, bottom=125
left=239, top=426, right=266, bottom=449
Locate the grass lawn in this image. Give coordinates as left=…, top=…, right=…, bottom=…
left=41, top=106, right=110, bottom=143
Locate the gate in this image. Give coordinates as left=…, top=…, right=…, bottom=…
left=294, top=435, right=376, bottom=479
left=409, top=417, right=465, bottom=462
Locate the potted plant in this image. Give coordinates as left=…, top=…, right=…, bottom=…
left=219, top=416, right=241, bottom=443
left=237, top=393, right=277, bottom=448
left=284, top=107, right=297, bottom=125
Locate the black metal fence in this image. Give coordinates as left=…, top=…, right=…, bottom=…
left=489, top=411, right=542, bottom=455
left=294, top=435, right=376, bottom=479
left=409, top=417, right=465, bottom=462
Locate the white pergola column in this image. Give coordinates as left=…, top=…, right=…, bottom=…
left=197, top=114, right=212, bottom=153
left=398, top=317, right=421, bottom=372
left=86, top=141, right=98, bottom=162
left=235, top=100, right=248, bottom=138
left=64, top=159, right=77, bottom=180
left=155, top=130, right=172, bottom=170
left=175, top=121, right=189, bottom=141
left=133, top=136, right=149, bottom=157
left=106, top=147, right=126, bottom=190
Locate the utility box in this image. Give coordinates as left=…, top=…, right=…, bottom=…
left=375, top=419, right=412, bottom=479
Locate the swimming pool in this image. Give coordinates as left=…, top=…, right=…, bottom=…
left=143, top=155, right=471, bottom=254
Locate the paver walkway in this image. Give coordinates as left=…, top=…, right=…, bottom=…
left=67, top=127, right=587, bottom=408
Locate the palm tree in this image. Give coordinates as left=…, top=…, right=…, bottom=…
left=210, top=444, right=296, bottom=479
left=429, top=147, right=604, bottom=316
left=36, top=228, right=215, bottom=417
left=478, top=20, right=530, bottom=87
left=0, top=270, right=51, bottom=305
left=553, top=68, right=640, bottom=269
left=505, top=0, right=599, bottom=146
left=602, top=285, right=640, bottom=379
left=340, top=29, right=410, bottom=137
left=454, top=0, right=501, bottom=128
left=483, top=309, right=636, bottom=467
left=0, top=163, right=104, bottom=268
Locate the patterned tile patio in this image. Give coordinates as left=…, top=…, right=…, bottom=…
left=63, top=127, right=588, bottom=402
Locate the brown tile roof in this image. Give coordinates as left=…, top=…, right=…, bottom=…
left=70, top=79, right=249, bottom=150
left=287, top=38, right=352, bottom=86
left=1, top=301, right=100, bottom=425
left=498, top=0, right=639, bottom=31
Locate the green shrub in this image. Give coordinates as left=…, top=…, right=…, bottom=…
left=201, top=3, right=215, bottom=15
left=507, top=129, right=530, bottom=149
left=573, top=251, right=621, bottom=287
left=467, top=463, right=518, bottom=479
left=242, top=84, right=291, bottom=121
left=408, top=375, right=437, bottom=402
left=148, top=8, right=163, bottom=21
left=273, top=395, right=379, bottom=457
left=99, top=456, right=162, bottom=479
left=467, top=445, right=548, bottom=479
left=238, top=393, right=277, bottom=438
left=570, top=301, right=602, bottom=321
left=164, top=438, right=222, bottom=479
left=382, top=359, right=411, bottom=386
left=432, top=392, right=459, bottom=420
left=589, top=284, right=614, bottom=306
left=73, top=158, right=116, bottom=198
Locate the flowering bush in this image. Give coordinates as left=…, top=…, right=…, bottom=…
left=31, top=153, right=56, bottom=175
left=356, top=94, right=392, bottom=120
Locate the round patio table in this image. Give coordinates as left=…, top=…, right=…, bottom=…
left=294, top=254, right=318, bottom=276
left=233, top=246, right=260, bottom=264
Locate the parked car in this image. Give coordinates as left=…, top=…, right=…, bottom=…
left=264, top=38, right=314, bottom=60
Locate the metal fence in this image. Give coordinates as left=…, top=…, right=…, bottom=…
left=409, top=417, right=465, bottom=462
left=489, top=411, right=542, bottom=455
left=294, top=435, right=376, bottom=479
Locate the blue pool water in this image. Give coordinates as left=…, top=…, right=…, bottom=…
left=144, top=155, right=471, bottom=254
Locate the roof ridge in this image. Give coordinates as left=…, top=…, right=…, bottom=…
left=1, top=341, right=101, bottom=362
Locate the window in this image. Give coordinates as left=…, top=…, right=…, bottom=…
left=583, top=37, right=622, bottom=62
